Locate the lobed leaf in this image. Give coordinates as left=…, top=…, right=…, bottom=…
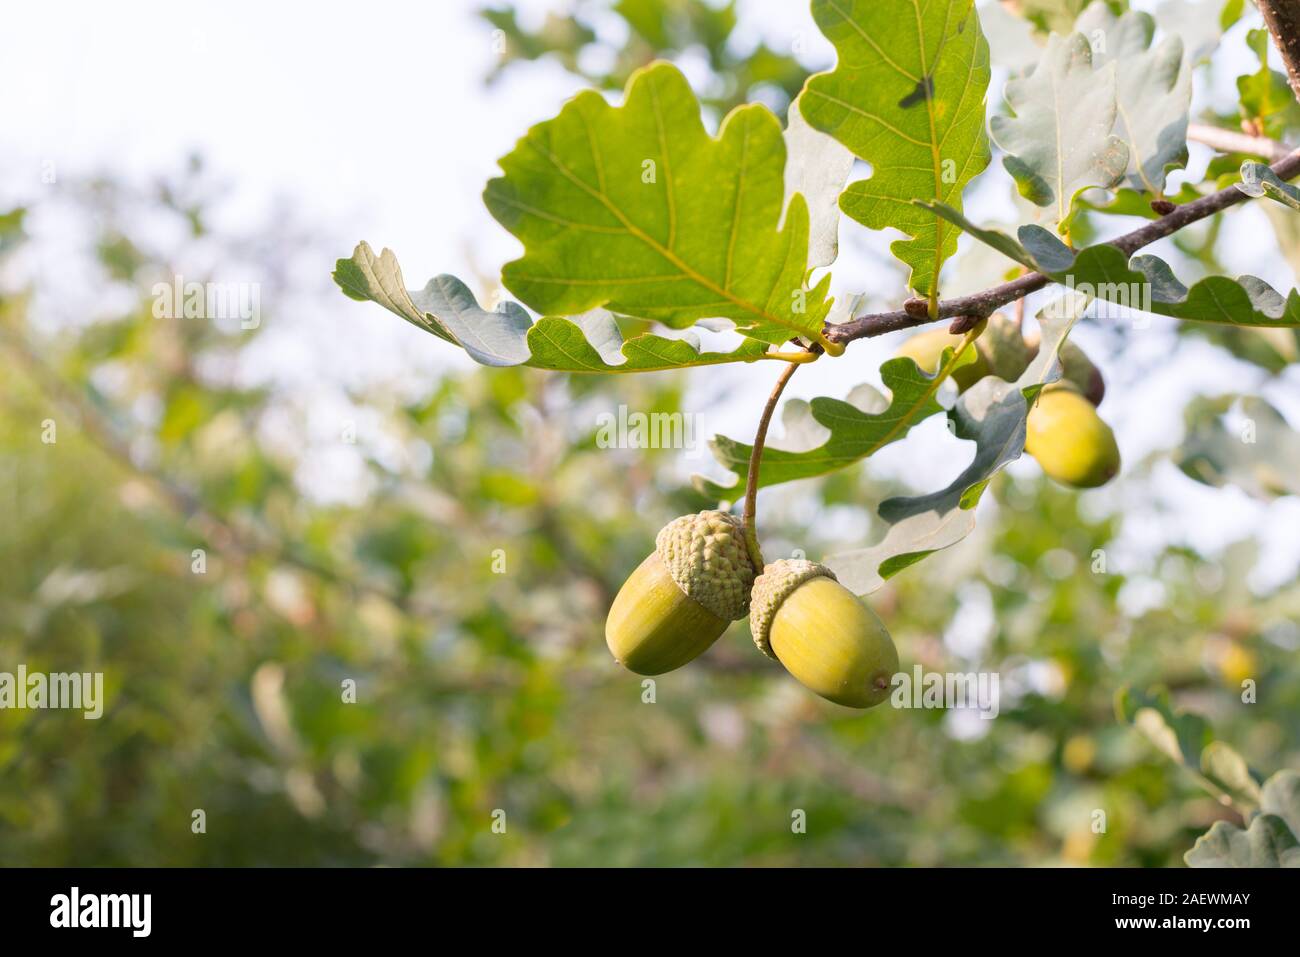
left=801, top=0, right=991, bottom=299
left=1186, top=771, right=1300, bottom=868
left=334, top=242, right=776, bottom=373
left=823, top=294, right=1084, bottom=594
left=1239, top=161, right=1300, bottom=212
left=990, top=32, right=1128, bottom=233
left=924, top=202, right=1300, bottom=328
left=692, top=349, right=973, bottom=500
left=482, top=61, right=834, bottom=348
left=1075, top=2, right=1191, bottom=196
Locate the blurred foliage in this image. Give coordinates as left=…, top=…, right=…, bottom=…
left=1, top=1, right=1298, bottom=866
left=2, top=164, right=1298, bottom=866
left=480, top=0, right=810, bottom=115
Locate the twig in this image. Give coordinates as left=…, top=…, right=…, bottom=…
left=742, top=355, right=808, bottom=570
left=1187, top=123, right=1292, bottom=161
left=1259, top=1, right=1300, bottom=102
left=828, top=149, right=1300, bottom=346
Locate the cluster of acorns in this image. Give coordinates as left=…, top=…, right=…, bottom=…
left=606, top=511, right=899, bottom=709
left=896, top=317, right=1120, bottom=488
left=605, top=320, right=1117, bottom=706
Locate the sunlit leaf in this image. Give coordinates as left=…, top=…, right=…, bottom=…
left=482, top=62, right=834, bottom=347
left=802, top=0, right=991, bottom=298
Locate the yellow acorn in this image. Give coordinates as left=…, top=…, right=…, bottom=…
left=605, top=511, right=756, bottom=675
left=749, top=559, right=899, bottom=709
left=1025, top=385, right=1121, bottom=488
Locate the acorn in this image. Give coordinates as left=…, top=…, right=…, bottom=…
left=605, top=511, right=756, bottom=675
left=749, top=559, right=899, bottom=709
left=1024, top=384, right=1121, bottom=488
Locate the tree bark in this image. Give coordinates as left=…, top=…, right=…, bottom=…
left=1260, top=1, right=1300, bottom=103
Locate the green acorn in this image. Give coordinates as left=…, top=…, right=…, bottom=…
left=1024, top=384, right=1121, bottom=488
left=749, top=559, right=899, bottom=709
left=605, top=511, right=756, bottom=675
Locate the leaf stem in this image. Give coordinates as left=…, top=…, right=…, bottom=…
left=742, top=355, right=808, bottom=571
left=762, top=348, right=820, bottom=364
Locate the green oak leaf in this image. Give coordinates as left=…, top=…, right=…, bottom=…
left=801, top=0, right=991, bottom=300
left=1186, top=771, right=1300, bottom=868
left=1076, top=3, right=1191, bottom=196
left=334, top=242, right=777, bottom=373
left=1239, top=161, right=1300, bottom=212
left=923, top=202, right=1300, bottom=327
left=990, top=32, right=1129, bottom=233
left=1186, top=814, right=1300, bottom=868
left=823, top=293, right=1084, bottom=594
left=482, top=61, right=834, bottom=348
left=1174, top=394, right=1300, bottom=499
left=692, top=346, right=978, bottom=500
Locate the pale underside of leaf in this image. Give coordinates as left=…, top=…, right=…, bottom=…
left=334, top=242, right=776, bottom=373
left=990, top=31, right=1129, bottom=231
left=1239, top=161, right=1300, bottom=212
left=923, top=202, right=1300, bottom=328
left=1075, top=3, right=1191, bottom=196
left=801, top=0, right=992, bottom=299
left=1174, top=394, right=1300, bottom=499
left=783, top=93, right=856, bottom=270
left=823, top=293, right=1086, bottom=594
left=693, top=345, right=979, bottom=500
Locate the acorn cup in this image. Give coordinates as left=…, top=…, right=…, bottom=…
left=605, top=511, right=756, bottom=675
left=749, top=559, right=899, bottom=709
left=1024, top=384, right=1121, bottom=488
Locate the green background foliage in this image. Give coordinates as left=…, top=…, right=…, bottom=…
left=2, top=0, right=1299, bottom=866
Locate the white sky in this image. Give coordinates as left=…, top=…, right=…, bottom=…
left=3, top=0, right=1299, bottom=590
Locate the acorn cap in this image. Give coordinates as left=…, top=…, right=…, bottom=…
left=654, top=510, right=755, bottom=622
left=749, top=558, right=836, bottom=659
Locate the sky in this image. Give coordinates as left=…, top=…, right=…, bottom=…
left=3, top=0, right=1299, bottom=591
